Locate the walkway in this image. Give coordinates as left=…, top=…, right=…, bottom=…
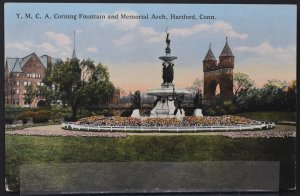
left=6, top=124, right=296, bottom=138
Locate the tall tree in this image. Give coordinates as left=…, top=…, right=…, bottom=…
left=82, top=61, right=115, bottom=106
left=45, top=58, right=115, bottom=120
left=233, top=72, right=255, bottom=95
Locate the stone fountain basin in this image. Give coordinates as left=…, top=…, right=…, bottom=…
left=146, top=88, right=191, bottom=96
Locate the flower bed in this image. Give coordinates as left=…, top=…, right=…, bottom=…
left=76, top=115, right=259, bottom=127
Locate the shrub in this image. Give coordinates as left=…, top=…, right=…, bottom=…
left=205, top=108, right=217, bottom=116
left=62, top=114, right=74, bottom=122
left=19, top=116, right=29, bottom=124
left=5, top=115, right=15, bottom=124
left=120, top=110, right=132, bottom=117
left=32, top=110, right=50, bottom=123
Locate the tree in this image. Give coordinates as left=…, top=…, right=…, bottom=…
left=187, top=78, right=203, bottom=94
left=81, top=61, right=115, bottom=106
left=186, top=78, right=203, bottom=101
left=235, top=88, right=259, bottom=112
left=259, top=80, right=288, bottom=111
left=23, top=84, right=35, bottom=107
left=45, top=58, right=115, bottom=120
left=233, top=72, right=255, bottom=95
left=286, top=80, right=296, bottom=111
left=35, top=85, right=55, bottom=107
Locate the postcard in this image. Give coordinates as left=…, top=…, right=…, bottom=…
left=3, top=2, right=297, bottom=195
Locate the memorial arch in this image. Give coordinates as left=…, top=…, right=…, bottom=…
left=202, top=38, right=234, bottom=104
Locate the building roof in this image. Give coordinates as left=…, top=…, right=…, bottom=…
left=220, top=37, right=234, bottom=57
left=5, top=53, right=61, bottom=73
left=203, top=43, right=217, bottom=61
left=39, top=55, right=61, bottom=67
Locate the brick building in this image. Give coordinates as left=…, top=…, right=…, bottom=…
left=203, top=38, right=234, bottom=104
left=4, top=53, right=60, bottom=107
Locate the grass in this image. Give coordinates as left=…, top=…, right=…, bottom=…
left=237, top=111, right=296, bottom=122
left=5, top=134, right=295, bottom=192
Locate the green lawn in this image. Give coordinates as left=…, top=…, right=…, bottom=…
left=237, top=111, right=296, bottom=122
left=5, top=134, right=295, bottom=192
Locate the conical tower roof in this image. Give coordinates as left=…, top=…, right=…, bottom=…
left=220, top=37, right=234, bottom=57
left=203, top=43, right=217, bottom=61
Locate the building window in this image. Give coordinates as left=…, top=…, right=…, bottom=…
left=28, top=81, right=32, bottom=85
left=32, top=73, right=36, bottom=78
left=37, top=82, right=40, bottom=86
left=16, top=89, right=19, bottom=94
left=16, top=81, right=20, bottom=86
left=24, top=81, right=28, bottom=86
left=41, top=82, right=44, bottom=86
left=27, top=73, right=30, bottom=78
left=24, top=89, right=27, bottom=94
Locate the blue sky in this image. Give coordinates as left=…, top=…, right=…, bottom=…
left=5, top=3, right=296, bottom=93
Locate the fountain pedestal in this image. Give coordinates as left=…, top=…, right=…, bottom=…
left=147, top=83, right=189, bottom=119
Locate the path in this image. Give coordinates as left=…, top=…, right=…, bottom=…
left=6, top=124, right=296, bottom=138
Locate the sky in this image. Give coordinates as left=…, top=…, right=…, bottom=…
left=5, top=3, right=297, bottom=93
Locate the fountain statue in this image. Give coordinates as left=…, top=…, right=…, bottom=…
left=146, top=29, right=190, bottom=118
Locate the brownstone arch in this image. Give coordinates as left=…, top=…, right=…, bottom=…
left=203, top=38, right=234, bottom=104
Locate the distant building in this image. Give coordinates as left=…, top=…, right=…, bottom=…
left=4, top=53, right=60, bottom=107
left=203, top=38, right=234, bottom=104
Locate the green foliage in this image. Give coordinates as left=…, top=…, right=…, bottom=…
left=233, top=72, right=255, bottom=96
left=20, top=110, right=50, bottom=123
left=43, top=58, right=115, bottom=120
left=235, top=79, right=296, bottom=112
left=5, top=105, right=27, bottom=124
left=35, top=85, right=56, bottom=107
left=204, top=100, right=237, bottom=116
left=23, top=84, right=35, bottom=106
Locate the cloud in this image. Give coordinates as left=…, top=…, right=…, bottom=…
left=234, top=41, right=296, bottom=85
left=211, top=21, right=248, bottom=39
left=38, top=42, right=59, bottom=53
left=7, top=41, right=58, bottom=53
left=101, top=10, right=139, bottom=30
left=87, top=47, right=98, bottom=53
left=235, top=41, right=295, bottom=59
left=7, top=42, right=30, bottom=51
left=44, top=31, right=72, bottom=54
left=113, top=33, right=135, bottom=47
left=44, top=31, right=72, bottom=46
left=6, top=40, right=71, bottom=59
left=171, top=24, right=211, bottom=37
left=139, top=27, right=164, bottom=43
left=139, top=21, right=248, bottom=44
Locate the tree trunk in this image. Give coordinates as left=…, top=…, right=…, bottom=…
left=71, top=104, right=77, bottom=121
